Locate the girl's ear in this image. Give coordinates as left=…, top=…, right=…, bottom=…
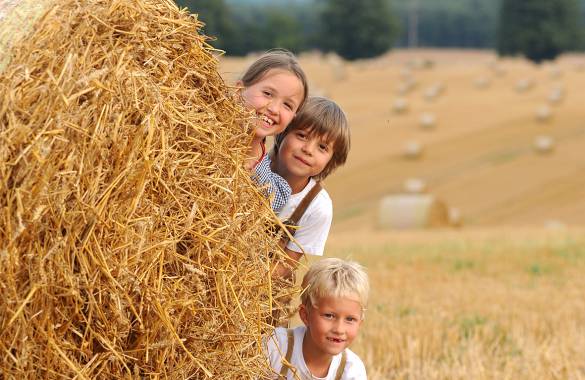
left=299, top=304, right=310, bottom=326
left=235, top=80, right=244, bottom=89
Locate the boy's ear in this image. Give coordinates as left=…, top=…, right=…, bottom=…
left=299, top=304, right=310, bottom=326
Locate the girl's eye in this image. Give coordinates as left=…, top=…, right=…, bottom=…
left=319, top=143, right=329, bottom=151
left=284, top=102, right=293, bottom=111
left=323, top=313, right=334, bottom=319
left=346, top=317, right=357, bottom=323
left=263, top=90, right=272, bottom=96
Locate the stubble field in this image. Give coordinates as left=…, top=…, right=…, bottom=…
left=221, top=50, right=585, bottom=379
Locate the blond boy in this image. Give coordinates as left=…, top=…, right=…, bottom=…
left=265, top=258, right=369, bottom=379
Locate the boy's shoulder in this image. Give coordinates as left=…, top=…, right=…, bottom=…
left=342, top=347, right=368, bottom=379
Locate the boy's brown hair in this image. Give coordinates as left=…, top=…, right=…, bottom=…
left=273, top=96, right=350, bottom=181
left=240, top=48, right=309, bottom=112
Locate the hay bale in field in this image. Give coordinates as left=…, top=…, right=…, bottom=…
left=533, top=135, right=555, bottom=154
left=515, top=78, right=534, bottom=93
left=423, top=83, right=444, bottom=101
left=535, top=105, right=552, bottom=123
left=377, top=194, right=449, bottom=229
left=392, top=98, right=409, bottom=114
left=402, top=141, right=423, bottom=160
left=547, top=85, right=565, bottom=105
left=396, top=78, right=417, bottom=95
left=419, top=112, right=437, bottom=130
left=402, top=178, right=427, bottom=194
left=0, top=0, right=285, bottom=378
left=548, top=65, right=562, bottom=79
left=473, top=76, right=491, bottom=89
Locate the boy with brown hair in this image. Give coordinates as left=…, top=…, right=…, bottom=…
left=271, top=96, right=351, bottom=279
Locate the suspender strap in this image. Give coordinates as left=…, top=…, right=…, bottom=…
left=334, top=350, right=347, bottom=380
left=279, top=329, right=295, bottom=378
left=288, top=181, right=322, bottom=226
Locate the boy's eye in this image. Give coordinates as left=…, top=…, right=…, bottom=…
left=262, top=90, right=272, bottom=96
left=319, top=143, right=329, bottom=151
left=323, top=313, right=334, bottom=319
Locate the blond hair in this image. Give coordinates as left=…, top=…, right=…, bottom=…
left=273, top=96, right=350, bottom=180
left=240, top=48, right=309, bottom=111
left=301, top=258, right=369, bottom=318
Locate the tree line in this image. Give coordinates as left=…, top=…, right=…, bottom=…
left=176, top=0, right=585, bottom=63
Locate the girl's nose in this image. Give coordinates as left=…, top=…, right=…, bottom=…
left=266, top=100, right=278, bottom=114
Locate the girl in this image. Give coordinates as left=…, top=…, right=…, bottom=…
left=237, top=49, right=308, bottom=211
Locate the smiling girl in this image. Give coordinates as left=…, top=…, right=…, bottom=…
left=237, top=49, right=308, bottom=211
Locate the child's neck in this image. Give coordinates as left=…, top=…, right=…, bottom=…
left=250, top=136, right=265, bottom=161
left=302, top=332, right=334, bottom=378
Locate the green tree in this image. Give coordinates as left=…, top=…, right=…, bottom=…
left=319, top=0, right=398, bottom=60
left=175, top=0, right=234, bottom=51
left=497, top=0, right=581, bottom=63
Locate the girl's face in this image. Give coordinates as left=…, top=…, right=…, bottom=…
left=239, top=69, right=304, bottom=140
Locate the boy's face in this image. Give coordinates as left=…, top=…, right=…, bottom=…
left=238, top=69, right=304, bottom=140
left=299, top=295, right=363, bottom=358
left=274, top=129, right=334, bottom=186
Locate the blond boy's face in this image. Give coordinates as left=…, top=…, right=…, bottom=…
left=299, top=295, right=363, bottom=358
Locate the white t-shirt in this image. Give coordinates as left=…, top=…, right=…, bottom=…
left=265, top=326, right=367, bottom=380
left=277, top=178, right=332, bottom=256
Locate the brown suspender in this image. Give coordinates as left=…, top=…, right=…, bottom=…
left=279, top=329, right=347, bottom=380
left=281, top=181, right=323, bottom=244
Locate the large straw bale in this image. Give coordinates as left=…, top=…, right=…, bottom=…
left=377, top=194, right=449, bottom=229
left=0, top=0, right=285, bottom=378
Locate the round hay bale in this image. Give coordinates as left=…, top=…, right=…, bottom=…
left=490, top=63, right=506, bottom=77
left=544, top=219, right=567, bottom=230
left=535, top=105, right=552, bottom=122
left=473, top=76, right=491, bottom=89
left=547, top=86, right=565, bottom=105
left=423, top=83, right=444, bottom=101
left=402, top=140, right=424, bottom=160
left=533, top=135, right=555, bottom=154
left=400, top=67, right=413, bottom=79
left=396, top=78, right=417, bottom=95
left=402, top=178, right=427, bottom=194
left=419, top=112, right=437, bottom=130
left=377, top=194, right=449, bottom=229
left=515, top=78, right=534, bottom=93
left=392, top=98, right=409, bottom=114
left=0, top=0, right=283, bottom=378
